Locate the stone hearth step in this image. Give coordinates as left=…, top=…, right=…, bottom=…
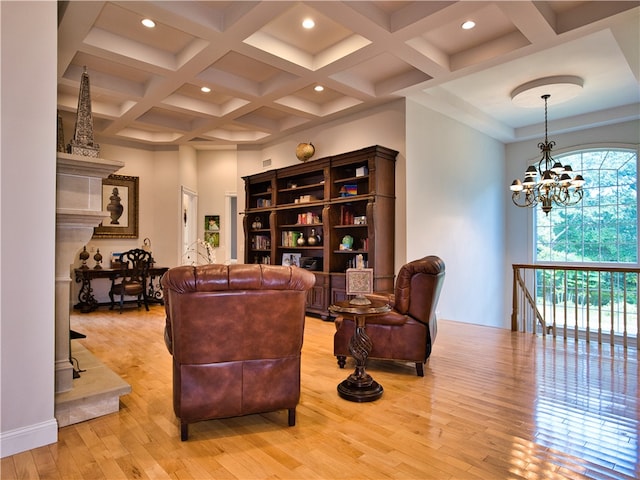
left=55, top=342, right=131, bottom=428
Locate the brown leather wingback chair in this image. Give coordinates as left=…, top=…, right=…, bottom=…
left=161, top=264, right=315, bottom=441
left=334, top=255, right=445, bottom=377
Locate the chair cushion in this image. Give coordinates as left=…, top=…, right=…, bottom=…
left=112, top=281, right=144, bottom=296
left=122, top=281, right=144, bottom=295
left=334, top=314, right=428, bottom=362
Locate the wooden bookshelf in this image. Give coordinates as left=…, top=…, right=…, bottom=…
left=243, top=145, right=396, bottom=318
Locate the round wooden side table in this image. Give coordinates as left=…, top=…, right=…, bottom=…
left=329, top=299, right=391, bottom=402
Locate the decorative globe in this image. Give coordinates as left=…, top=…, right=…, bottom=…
left=296, top=142, right=315, bottom=162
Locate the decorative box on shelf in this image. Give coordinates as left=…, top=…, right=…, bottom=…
left=356, top=166, right=368, bottom=177
left=297, top=194, right=317, bottom=203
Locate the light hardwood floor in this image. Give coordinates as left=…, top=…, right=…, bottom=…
left=2, top=306, right=637, bottom=479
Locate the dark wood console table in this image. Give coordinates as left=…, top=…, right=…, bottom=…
left=328, top=299, right=390, bottom=402
left=74, top=266, right=169, bottom=313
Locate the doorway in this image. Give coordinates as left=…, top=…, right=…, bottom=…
left=181, top=186, right=198, bottom=263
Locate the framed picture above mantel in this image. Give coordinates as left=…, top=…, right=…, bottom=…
left=93, top=174, right=139, bottom=239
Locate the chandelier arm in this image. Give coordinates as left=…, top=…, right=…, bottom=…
left=551, top=188, right=568, bottom=205
left=512, top=189, right=539, bottom=208
left=560, top=189, right=584, bottom=207
left=551, top=186, right=584, bottom=207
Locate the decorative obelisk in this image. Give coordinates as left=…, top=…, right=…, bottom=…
left=67, top=66, right=100, bottom=157
left=57, top=110, right=66, bottom=153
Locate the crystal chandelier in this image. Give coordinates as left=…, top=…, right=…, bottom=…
left=510, top=94, right=585, bottom=215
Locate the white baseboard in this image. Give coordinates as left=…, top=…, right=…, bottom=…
left=0, top=419, right=58, bottom=458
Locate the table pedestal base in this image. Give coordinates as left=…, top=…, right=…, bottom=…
left=339, top=311, right=385, bottom=402
left=337, top=374, right=383, bottom=402
left=329, top=299, right=390, bottom=403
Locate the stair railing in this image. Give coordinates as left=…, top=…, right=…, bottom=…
left=512, top=264, right=638, bottom=349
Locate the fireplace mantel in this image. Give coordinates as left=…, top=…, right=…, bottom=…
left=55, top=152, right=123, bottom=395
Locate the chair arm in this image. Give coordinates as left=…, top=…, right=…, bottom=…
left=109, top=272, right=121, bottom=287
left=335, top=309, right=408, bottom=329
left=367, top=292, right=395, bottom=309
left=164, top=293, right=173, bottom=354
left=164, top=324, right=173, bottom=354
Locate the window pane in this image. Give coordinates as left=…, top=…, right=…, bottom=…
left=534, top=148, right=638, bottom=264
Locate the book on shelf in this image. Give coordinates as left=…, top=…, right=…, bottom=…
left=296, top=211, right=321, bottom=224
left=340, top=206, right=354, bottom=225
left=282, top=230, right=302, bottom=247
left=252, top=235, right=270, bottom=250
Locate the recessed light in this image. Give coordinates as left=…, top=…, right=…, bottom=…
left=461, top=20, right=475, bottom=30
left=141, top=18, right=156, bottom=28
left=314, top=85, right=324, bottom=92
left=302, top=18, right=315, bottom=29
left=201, top=86, right=211, bottom=93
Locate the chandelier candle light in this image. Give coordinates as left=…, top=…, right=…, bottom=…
left=510, top=94, right=585, bottom=215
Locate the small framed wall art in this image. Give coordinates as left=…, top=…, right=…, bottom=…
left=204, top=215, right=220, bottom=247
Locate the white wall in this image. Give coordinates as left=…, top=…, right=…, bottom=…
left=1, top=1, right=59, bottom=457
left=178, top=145, right=198, bottom=194
left=406, top=100, right=507, bottom=328
left=197, top=149, right=238, bottom=264
left=151, top=149, right=183, bottom=267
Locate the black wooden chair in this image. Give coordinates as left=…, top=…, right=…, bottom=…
left=109, top=248, right=152, bottom=313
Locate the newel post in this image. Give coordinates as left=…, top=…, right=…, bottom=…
left=511, top=265, right=519, bottom=331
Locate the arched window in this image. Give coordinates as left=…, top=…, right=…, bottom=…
left=536, top=147, right=638, bottom=264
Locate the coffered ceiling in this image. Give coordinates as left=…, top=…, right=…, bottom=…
left=57, top=1, right=640, bottom=149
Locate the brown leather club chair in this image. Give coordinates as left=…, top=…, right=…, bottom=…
left=334, top=255, right=445, bottom=377
left=161, top=263, right=315, bottom=441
